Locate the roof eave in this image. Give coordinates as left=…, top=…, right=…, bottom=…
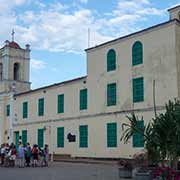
left=85, top=19, right=179, bottom=52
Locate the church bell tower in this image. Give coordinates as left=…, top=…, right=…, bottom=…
left=0, top=32, right=31, bottom=94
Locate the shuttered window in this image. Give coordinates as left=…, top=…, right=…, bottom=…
left=22, top=130, right=27, bottom=146
left=57, top=94, right=64, bottom=113
left=107, top=123, right=117, bottom=147
left=38, top=129, right=44, bottom=148
left=133, top=120, right=144, bottom=147
left=6, top=104, right=10, bottom=116
left=22, top=102, right=28, bottom=119
left=107, top=83, right=116, bottom=106
left=80, top=89, right=87, bottom=110
left=132, top=41, right=143, bottom=66
left=38, top=98, right=44, bottom=116
left=57, top=127, right=64, bottom=148
left=107, top=49, right=116, bottom=72
left=133, top=77, right=144, bottom=102
left=79, top=125, right=88, bottom=148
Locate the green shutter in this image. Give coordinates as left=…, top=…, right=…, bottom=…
left=22, top=130, right=27, bottom=145
left=38, top=129, right=44, bottom=148
left=80, top=89, right=87, bottom=110
left=22, top=102, right=28, bottom=119
left=133, top=77, right=144, bottom=102
left=107, top=49, right=116, bottom=72
left=107, top=83, right=116, bottom=106
left=57, top=127, right=64, bottom=148
left=15, top=131, right=19, bottom=149
left=133, top=121, right=144, bottom=147
left=132, top=41, right=143, bottom=66
left=79, top=125, right=88, bottom=148
left=57, top=94, right=64, bottom=113
left=6, top=105, right=10, bottom=116
left=38, top=98, right=44, bottom=116
left=107, top=123, right=117, bottom=147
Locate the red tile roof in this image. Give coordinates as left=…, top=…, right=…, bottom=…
left=8, top=41, right=21, bottom=49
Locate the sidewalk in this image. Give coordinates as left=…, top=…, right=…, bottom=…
left=53, top=157, right=119, bottom=165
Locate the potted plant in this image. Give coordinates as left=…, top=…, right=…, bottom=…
left=118, top=160, right=133, bottom=178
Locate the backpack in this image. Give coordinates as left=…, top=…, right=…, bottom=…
left=32, top=147, right=38, bottom=154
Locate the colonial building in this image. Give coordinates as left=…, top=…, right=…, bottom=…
left=0, top=5, right=180, bottom=159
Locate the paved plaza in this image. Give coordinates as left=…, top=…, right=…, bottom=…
left=0, top=162, right=120, bottom=180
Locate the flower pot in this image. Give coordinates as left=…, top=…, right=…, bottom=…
left=119, top=167, right=132, bottom=178
left=133, top=171, right=152, bottom=180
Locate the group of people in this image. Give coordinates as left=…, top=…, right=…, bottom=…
left=0, top=142, right=49, bottom=168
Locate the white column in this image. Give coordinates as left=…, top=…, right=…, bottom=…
left=50, top=121, right=54, bottom=162
left=0, top=97, right=4, bottom=144
left=8, top=92, right=14, bottom=144
left=2, top=47, right=9, bottom=80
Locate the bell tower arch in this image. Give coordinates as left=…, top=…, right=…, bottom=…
left=0, top=40, right=31, bottom=94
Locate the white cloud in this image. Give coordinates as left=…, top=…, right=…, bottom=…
left=79, top=0, right=88, bottom=4
left=0, top=0, right=26, bottom=12
left=31, top=59, right=47, bottom=70
left=0, top=0, right=167, bottom=53
left=115, top=0, right=165, bottom=16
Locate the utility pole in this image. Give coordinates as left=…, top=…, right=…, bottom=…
left=153, top=79, right=157, bottom=118
left=88, top=28, right=90, bottom=48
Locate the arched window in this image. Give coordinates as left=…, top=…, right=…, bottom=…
left=14, top=63, right=20, bottom=81
left=132, top=41, right=143, bottom=66
left=0, top=63, right=3, bottom=80
left=107, top=49, right=116, bottom=72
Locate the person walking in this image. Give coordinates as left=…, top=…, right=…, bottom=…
left=38, top=147, right=44, bottom=167
left=18, top=142, right=25, bottom=168
left=43, top=144, right=49, bottom=167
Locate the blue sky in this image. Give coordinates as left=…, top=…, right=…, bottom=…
left=0, top=0, right=179, bottom=89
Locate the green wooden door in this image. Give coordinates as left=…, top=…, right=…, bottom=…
left=22, top=130, right=27, bottom=145
left=57, top=127, right=64, bottom=148
left=79, top=125, right=88, bottom=148
left=38, top=129, right=44, bottom=148
left=15, top=131, right=19, bottom=149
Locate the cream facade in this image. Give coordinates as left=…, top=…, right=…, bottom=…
left=0, top=6, right=180, bottom=159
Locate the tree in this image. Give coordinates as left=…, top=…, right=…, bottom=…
left=121, top=99, right=180, bottom=168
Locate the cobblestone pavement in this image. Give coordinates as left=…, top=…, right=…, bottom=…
left=0, top=162, right=122, bottom=180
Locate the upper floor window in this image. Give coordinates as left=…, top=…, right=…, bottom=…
left=22, top=101, right=28, bottom=119
left=14, top=63, right=20, bottom=80
left=133, top=77, right=144, bottom=103
left=38, top=98, right=44, bottom=116
left=57, top=94, right=64, bottom=114
left=107, top=83, right=117, bottom=106
left=80, top=89, right=88, bottom=110
left=0, top=63, right=3, bottom=80
left=107, top=49, right=116, bottom=72
left=132, top=41, right=143, bottom=66
left=6, top=104, right=10, bottom=117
